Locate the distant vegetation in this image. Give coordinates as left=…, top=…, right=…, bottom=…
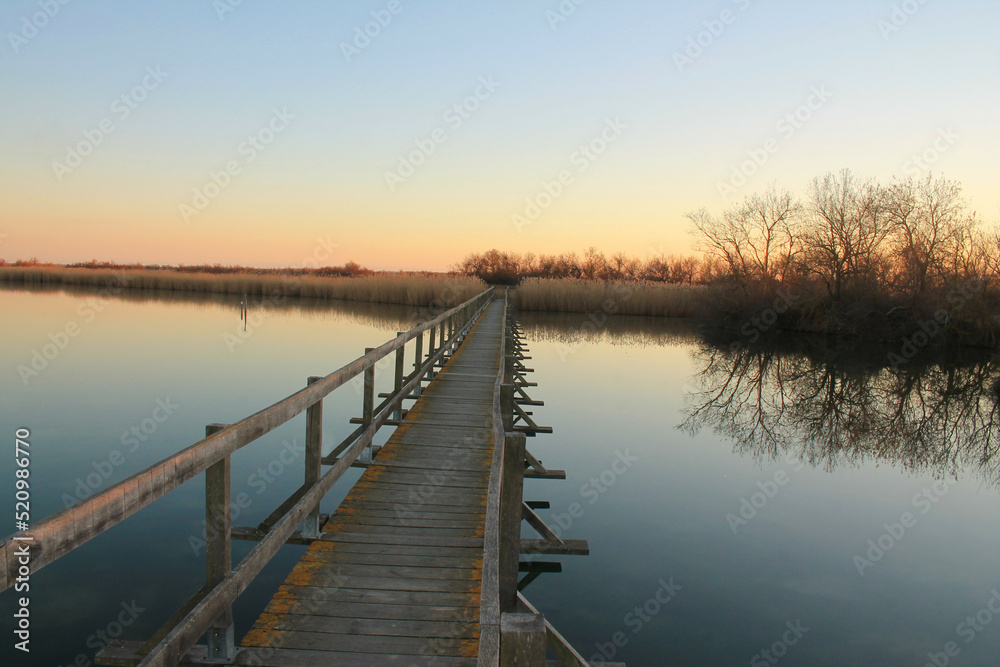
left=453, top=247, right=715, bottom=285
left=0, top=257, right=376, bottom=277
left=0, top=265, right=486, bottom=308
left=512, top=278, right=703, bottom=318
left=687, top=170, right=999, bottom=345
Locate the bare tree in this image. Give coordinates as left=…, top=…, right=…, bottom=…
left=802, top=169, right=891, bottom=299
left=688, top=185, right=802, bottom=288
left=885, top=175, right=975, bottom=297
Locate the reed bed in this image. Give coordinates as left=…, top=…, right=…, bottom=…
left=0, top=267, right=487, bottom=307
left=511, top=278, right=704, bottom=317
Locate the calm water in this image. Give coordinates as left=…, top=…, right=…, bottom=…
left=2, top=287, right=1000, bottom=666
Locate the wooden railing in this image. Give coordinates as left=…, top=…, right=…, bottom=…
left=0, top=287, right=495, bottom=666
left=482, top=300, right=624, bottom=667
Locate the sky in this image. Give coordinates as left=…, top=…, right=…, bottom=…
left=0, top=0, right=997, bottom=271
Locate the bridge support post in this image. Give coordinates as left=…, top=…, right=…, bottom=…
left=501, top=383, right=514, bottom=433
left=304, top=377, right=323, bottom=539
left=427, top=326, right=437, bottom=379
left=413, top=329, right=424, bottom=396
left=393, top=333, right=405, bottom=421
left=499, top=431, right=526, bottom=613
left=360, top=349, right=376, bottom=464
left=500, top=612, right=546, bottom=666
left=204, top=423, right=236, bottom=661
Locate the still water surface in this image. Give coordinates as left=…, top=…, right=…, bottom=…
left=2, top=286, right=999, bottom=666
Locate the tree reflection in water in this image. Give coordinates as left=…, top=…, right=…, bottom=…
left=680, top=339, right=1000, bottom=485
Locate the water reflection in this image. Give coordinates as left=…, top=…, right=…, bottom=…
left=518, top=310, right=700, bottom=348
left=3, top=283, right=421, bottom=331
left=681, top=337, right=1000, bottom=484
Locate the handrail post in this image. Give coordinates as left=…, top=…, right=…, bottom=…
left=303, top=377, right=323, bottom=539
left=413, top=329, right=424, bottom=397
left=360, top=348, right=376, bottom=464
left=393, top=333, right=405, bottom=421
left=427, top=325, right=437, bottom=379
left=501, top=383, right=514, bottom=433
left=499, top=431, right=526, bottom=613
left=204, top=423, right=235, bottom=661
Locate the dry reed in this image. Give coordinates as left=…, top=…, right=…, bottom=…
left=0, top=267, right=487, bottom=307
left=511, top=278, right=703, bottom=317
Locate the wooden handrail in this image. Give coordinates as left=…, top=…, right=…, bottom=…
left=478, top=291, right=509, bottom=664
left=0, top=287, right=494, bottom=591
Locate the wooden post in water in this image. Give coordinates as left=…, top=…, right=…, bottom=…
left=304, top=377, right=323, bottom=538
left=413, top=329, right=424, bottom=397
left=499, top=430, right=526, bottom=613
left=361, top=348, right=375, bottom=463
left=501, top=383, right=514, bottom=433
left=427, top=325, right=437, bottom=379
left=500, top=612, right=546, bottom=666
left=393, top=333, right=405, bottom=421
left=204, top=423, right=235, bottom=661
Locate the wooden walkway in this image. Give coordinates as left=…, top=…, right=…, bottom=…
left=239, top=301, right=505, bottom=665
left=10, top=287, right=610, bottom=666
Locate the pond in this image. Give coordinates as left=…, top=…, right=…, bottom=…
left=2, top=286, right=999, bottom=666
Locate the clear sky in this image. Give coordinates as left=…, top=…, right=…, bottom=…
left=1, top=0, right=996, bottom=271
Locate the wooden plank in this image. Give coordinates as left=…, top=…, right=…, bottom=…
left=301, top=550, right=479, bottom=570
left=272, top=584, right=478, bottom=607
left=520, top=539, right=589, bottom=556
left=248, top=612, right=480, bottom=639
left=242, top=628, right=477, bottom=656
left=261, top=599, right=480, bottom=622
left=99, top=641, right=480, bottom=666
left=317, top=531, right=483, bottom=549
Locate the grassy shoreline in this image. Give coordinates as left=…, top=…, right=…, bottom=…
left=0, top=266, right=487, bottom=308
left=5, top=266, right=998, bottom=347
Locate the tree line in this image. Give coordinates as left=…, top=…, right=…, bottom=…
left=689, top=170, right=996, bottom=302
left=453, top=248, right=715, bottom=285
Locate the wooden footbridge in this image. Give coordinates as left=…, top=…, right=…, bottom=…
left=2, top=289, right=624, bottom=666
